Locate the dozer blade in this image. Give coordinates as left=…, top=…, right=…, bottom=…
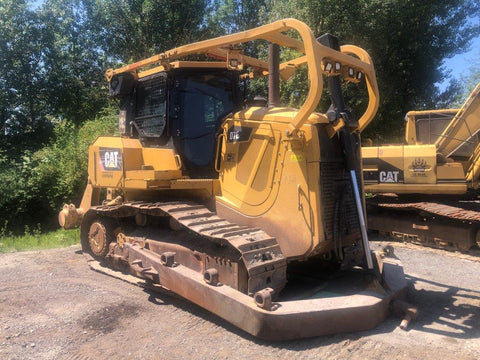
left=97, top=242, right=406, bottom=340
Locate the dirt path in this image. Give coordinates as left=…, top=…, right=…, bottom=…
left=0, top=241, right=479, bottom=360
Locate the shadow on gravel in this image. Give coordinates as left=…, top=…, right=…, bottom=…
left=405, top=274, right=480, bottom=339
left=144, top=287, right=245, bottom=334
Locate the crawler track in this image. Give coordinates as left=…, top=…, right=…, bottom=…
left=367, top=196, right=480, bottom=252
left=77, top=201, right=409, bottom=340
left=82, top=201, right=287, bottom=296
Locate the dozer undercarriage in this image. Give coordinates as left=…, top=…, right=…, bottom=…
left=81, top=200, right=407, bottom=340
left=82, top=201, right=287, bottom=296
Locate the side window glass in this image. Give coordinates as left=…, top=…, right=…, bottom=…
left=171, top=72, right=238, bottom=175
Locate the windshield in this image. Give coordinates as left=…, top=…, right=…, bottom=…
left=174, top=73, right=237, bottom=137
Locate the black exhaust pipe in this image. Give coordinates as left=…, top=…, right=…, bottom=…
left=268, top=43, right=280, bottom=107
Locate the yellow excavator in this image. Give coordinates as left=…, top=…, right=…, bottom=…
left=362, top=83, right=480, bottom=251
left=58, top=19, right=409, bottom=340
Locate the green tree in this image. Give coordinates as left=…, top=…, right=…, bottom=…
left=39, top=0, right=110, bottom=126
left=93, top=0, right=209, bottom=62
left=456, top=53, right=480, bottom=105
left=0, top=110, right=117, bottom=233
left=0, top=0, right=52, bottom=153
left=206, top=0, right=268, bottom=35
left=0, top=0, right=110, bottom=155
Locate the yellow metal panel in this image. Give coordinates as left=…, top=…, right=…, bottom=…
left=123, top=179, right=171, bottom=189
left=125, top=170, right=182, bottom=181
left=403, top=145, right=436, bottom=184
left=232, top=106, right=329, bottom=125
left=94, top=136, right=124, bottom=148
left=89, top=136, right=124, bottom=188
left=377, top=146, right=404, bottom=170
left=437, top=163, right=465, bottom=182
left=217, top=124, right=318, bottom=259
left=220, top=120, right=280, bottom=209
left=88, top=136, right=185, bottom=191
left=142, top=148, right=180, bottom=171
left=263, top=146, right=313, bottom=258
left=122, top=145, right=143, bottom=172
left=361, top=146, right=379, bottom=159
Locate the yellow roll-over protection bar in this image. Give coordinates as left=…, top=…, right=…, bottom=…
left=105, top=18, right=379, bottom=136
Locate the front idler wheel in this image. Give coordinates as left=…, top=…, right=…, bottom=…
left=87, top=219, right=115, bottom=258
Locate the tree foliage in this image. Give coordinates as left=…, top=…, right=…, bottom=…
left=0, top=0, right=52, bottom=153
left=206, top=0, right=268, bottom=35
left=0, top=110, right=116, bottom=233
left=93, top=0, right=209, bottom=61
left=39, top=0, right=109, bottom=125
left=455, top=53, right=480, bottom=105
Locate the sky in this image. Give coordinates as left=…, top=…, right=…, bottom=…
left=440, top=33, right=480, bottom=89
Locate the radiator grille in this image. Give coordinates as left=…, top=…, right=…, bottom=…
left=135, top=74, right=167, bottom=137
left=320, top=161, right=360, bottom=242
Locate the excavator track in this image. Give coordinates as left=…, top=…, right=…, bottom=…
left=367, top=197, right=480, bottom=252
left=81, top=201, right=287, bottom=296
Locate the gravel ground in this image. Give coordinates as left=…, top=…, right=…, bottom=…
left=0, top=241, right=479, bottom=360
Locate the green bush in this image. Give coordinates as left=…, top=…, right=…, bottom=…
left=0, top=108, right=117, bottom=234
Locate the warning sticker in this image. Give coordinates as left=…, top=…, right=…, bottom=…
left=290, top=154, right=304, bottom=162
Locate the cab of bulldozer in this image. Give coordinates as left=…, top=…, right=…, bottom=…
left=109, top=67, right=244, bottom=178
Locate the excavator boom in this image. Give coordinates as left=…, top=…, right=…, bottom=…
left=435, top=83, right=480, bottom=159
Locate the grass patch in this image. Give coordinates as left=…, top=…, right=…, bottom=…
left=0, top=228, right=80, bottom=253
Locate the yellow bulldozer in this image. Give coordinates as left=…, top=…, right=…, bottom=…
left=362, top=83, right=480, bottom=251
left=58, top=19, right=409, bottom=339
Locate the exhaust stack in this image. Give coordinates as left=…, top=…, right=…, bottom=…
left=268, top=43, right=280, bottom=107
